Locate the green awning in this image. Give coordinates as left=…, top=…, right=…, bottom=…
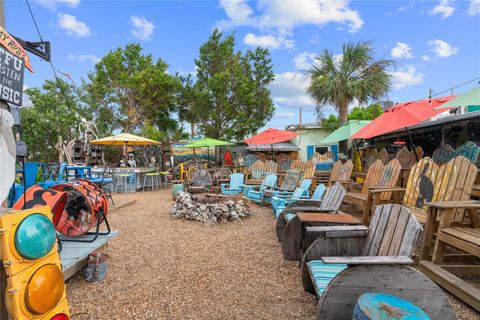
left=435, top=86, right=480, bottom=109
left=183, top=137, right=233, bottom=148
left=320, top=120, right=371, bottom=144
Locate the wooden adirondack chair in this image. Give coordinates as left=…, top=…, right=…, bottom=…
left=301, top=204, right=421, bottom=294
left=432, top=145, right=455, bottom=165
left=396, top=147, right=416, bottom=169
left=262, top=170, right=302, bottom=204
left=271, top=179, right=312, bottom=215
left=264, top=160, right=278, bottom=177
left=290, top=159, right=304, bottom=171
left=299, top=204, right=454, bottom=320
left=454, top=141, right=480, bottom=164
left=345, top=159, right=401, bottom=217
left=302, top=160, right=316, bottom=180
left=344, top=159, right=384, bottom=207
left=378, top=148, right=389, bottom=164
left=244, top=174, right=277, bottom=202
left=220, top=173, right=244, bottom=195
left=276, top=153, right=291, bottom=171
left=364, top=149, right=379, bottom=170
left=328, top=160, right=353, bottom=186
left=276, top=184, right=347, bottom=260
left=244, top=154, right=259, bottom=169
left=272, top=184, right=326, bottom=218
left=249, top=160, right=265, bottom=180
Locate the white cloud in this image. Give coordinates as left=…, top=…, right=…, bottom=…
left=35, top=0, right=80, bottom=11
left=218, top=0, right=364, bottom=33
left=243, top=31, right=295, bottom=49
left=273, top=112, right=296, bottom=119
left=68, top=54, right=100, bottom=64
left=270, top=72, right=315, bottom=108
left=430, top=0, right=455, bottom=18
left=293, top=51, right=317, bottom=70
left=130, top=16, right=155, bottom=41
left=428, top=39, right=459, bottom=58
left=468, top=0, right=480, bottom=15
left=422, top=55, right=431, bottom=61
left=390, top=65, right=425, bottom=89
left=57, top=14, right=91, bottom=38
left=391, top=42, right=414, bottom=59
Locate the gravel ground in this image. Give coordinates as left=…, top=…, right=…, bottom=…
left=66, top=190, right=480, bottom=320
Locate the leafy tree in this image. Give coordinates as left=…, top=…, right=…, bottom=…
left=321, top=103, right=383, bottom=131
left=177, top=74, right=201, bottom=138
left=193, top=29, right=275, bottom=141
left=84, top=43, right=181, bottom=134
left=21, top=79, right=88, bottom=162
left=307, top=41, right=393, bottom=153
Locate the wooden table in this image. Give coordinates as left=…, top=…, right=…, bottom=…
left=316, top=265, right=455, bottom=320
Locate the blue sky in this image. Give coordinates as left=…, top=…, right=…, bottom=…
left=4, top=0, right=480, bottom=131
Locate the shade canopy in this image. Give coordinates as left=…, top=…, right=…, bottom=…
left=244, top=128, right=299, bottom=145
left=183, top=137, right=232, bottom=148
left=90, top=133, right=160, bottom=145
left=352, top=96, right=455, bottom=139
left=320, top=120, right=371, bottom=144
left=434, top=86, right=480, bottom=109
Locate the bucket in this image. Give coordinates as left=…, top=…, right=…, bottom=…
left=84, top=253, right=109, bottom=283
left=172, top=183, right=184, bottom=199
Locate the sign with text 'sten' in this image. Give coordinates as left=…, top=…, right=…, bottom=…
left=0, top=26, right=33, bottom=106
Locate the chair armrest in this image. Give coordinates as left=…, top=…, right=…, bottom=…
left=369, top=187, right=405, bottom=194
left=426, top=200, right=480, bottom=209
left=321, top=256, right=414, bottom=265
left=306, top=225, right=368, bottom=238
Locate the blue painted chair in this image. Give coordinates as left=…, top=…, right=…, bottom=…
left=9, top=162, right=43, bottom=206
left=39, top=162, right=67, bottom=188
left=272, top=178, right=312, bottom=199
left=221, top=173, right=244, bottom=195
left=245, top=174, right=277, bottom=203
left=272, top=183, right=325, bottom=218
left=301, top=204, right=422, bottom=297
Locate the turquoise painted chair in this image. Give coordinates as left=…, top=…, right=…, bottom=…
left=245, top=174, right=277, bottom=203
left=272, top=178, right=312, bottom=199
left=221, top=173, right=244, bottom=195
left=272, top=183, right=325, bottom=218
left=39, top=162, right=67, bottom=188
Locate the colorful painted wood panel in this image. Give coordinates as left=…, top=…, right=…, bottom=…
left=432, top=145, right=454, bottom=166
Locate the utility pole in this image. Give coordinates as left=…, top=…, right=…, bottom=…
left=299, top=107, right=302, bottom=128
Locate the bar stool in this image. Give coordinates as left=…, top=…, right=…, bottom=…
left=115, top=173, right=131, bottom=193
left=142, top=172, right=160, bottom=191
left=158, top=171, right=169, bottom=188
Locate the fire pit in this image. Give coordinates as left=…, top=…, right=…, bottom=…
left=170, top=191, right=250, bottom=224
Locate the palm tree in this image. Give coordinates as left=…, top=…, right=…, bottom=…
left=307, top=41, right=394, bottom=153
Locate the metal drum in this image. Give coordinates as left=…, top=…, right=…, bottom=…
left=13, top=184, right=68, bottom=220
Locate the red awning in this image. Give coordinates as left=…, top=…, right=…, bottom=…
left=244, top=128, right=299, bottom=145
left=352, top=96, right=455, bottom=139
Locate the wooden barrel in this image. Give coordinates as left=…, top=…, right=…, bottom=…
left=353, top=293, right=430, bottom=320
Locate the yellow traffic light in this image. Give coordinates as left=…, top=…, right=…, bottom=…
left=0, top=206, right=71, bottom=320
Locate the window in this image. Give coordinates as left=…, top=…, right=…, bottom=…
left=315, top=146, right=329, bottom=154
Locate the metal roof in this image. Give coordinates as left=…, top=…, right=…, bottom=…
left=286, top=122, right=324, bottom=130
left=247, top=142, right=300, bottom=152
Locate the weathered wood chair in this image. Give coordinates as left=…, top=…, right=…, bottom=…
left=378, top=148, right=389, bottom=164
left=272, top=184, right=326, bottom=218
left=187, top=169, right=213, bottom=192
left=396, top=146, right=416, bottom=169
left=328, top=160, right=353, bottom=186
left=290, top=159, right=304, bottom=171
left=244, top=174, right=277, bottom=202
left=249, top=160, right=265, bottom=180
left=215, top=167, right=232, bottom=181
left=302, top=160, right=316, bottom=180
left=262, top=170, right=301, bottom=204
left=220, top=173, right=244, bottom=195
left=244, top=154, right=259, bottom=169
left=276, top=184, right=347, bottom=260
left=264, top=160, right=278, bottom=177
left=276, top=153, right=291, bottom=171
left=454, top=141, right=480, bottom=164
left=345, top=159, right=401, bottom=217
left=432, top=144, right=454, bottom=165
left=301, top=204, right=422, bottom=295
left=364, top=149, right=379, bottom=170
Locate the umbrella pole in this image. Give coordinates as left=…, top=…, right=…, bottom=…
left=405, top=127, right=419, bottom=161
left=271, top=144, right=274, bottom=161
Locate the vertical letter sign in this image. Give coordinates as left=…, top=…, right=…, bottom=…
left=0, top=26, right=34, bottom=106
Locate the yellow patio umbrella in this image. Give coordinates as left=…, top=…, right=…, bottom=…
left=91, top=133, right=160, bottom=146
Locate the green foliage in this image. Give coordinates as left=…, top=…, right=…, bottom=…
left=192, top=29, right=275, bottom=141
left=21, top=79, right=88, bottom=162
left=84, top=43, right=181, bottom=134
left=321, top=103, right=383, bottom=131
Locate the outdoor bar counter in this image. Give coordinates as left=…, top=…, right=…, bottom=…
left=110, top=167, right=156, bottom=192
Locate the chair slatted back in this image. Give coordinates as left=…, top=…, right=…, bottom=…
left=361, top=204, right=421, bottom=257
left=251, top=160, right=265, bottom=179
left=364, top=149, right=379, bottom=169
left=280, top=170, right=302, bottom=192
left=378, top=148, right=389, bottom=164
left=302, top=160, right=316, bottom=179
left=298, top=179, right=312, bottom=192
left=375, top=159, right=402, bottom=201
left=432, top=156, right=477, bottom=222
left=321, top=184, right=346, bottom=212
left=229, top=173, right=244, bottom=190
left=244, top=154, right=259, bottom=169
left=432, top=145, right=454, bottom=165
left=264, top=160, right=278, bottom=176
left=396, top=147, right=418, bottom=169
left=216, top=167, right=232, bottom=180
left=329, top=160, right=353, bottom=185
left=360, top=160, right=385, bottom=195
left=454, top=141, right=480, bottom=164
left=415, top=146, right=424, bottom=160
left=276, top=154, right=290, bottom=171
left=311, top=184, right=326, bottom=200
left=261, top=174, right=278, bottom=191
left=403, top=157, right=438, bottom=212
left=290, top=159, right=304, bottom=171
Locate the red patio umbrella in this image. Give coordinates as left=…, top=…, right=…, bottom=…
left=352, top=96, right=455, bottom=140
left=244, top=128, right=299, bottom=160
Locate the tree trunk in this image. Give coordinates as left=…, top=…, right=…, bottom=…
left=190, top=122, right=196, bottom=138
left=338, top=104, right=349, bottom=155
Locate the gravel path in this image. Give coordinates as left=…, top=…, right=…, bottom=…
left=66, top=190, right=480, bottom=319
left=66, top=190, right=316, bottom=319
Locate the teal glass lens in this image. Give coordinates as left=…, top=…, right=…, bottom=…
left=14, top=213, right=56, bottom=259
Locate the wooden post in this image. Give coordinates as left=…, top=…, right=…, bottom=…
left=58, top=135, right=64, bottom=162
